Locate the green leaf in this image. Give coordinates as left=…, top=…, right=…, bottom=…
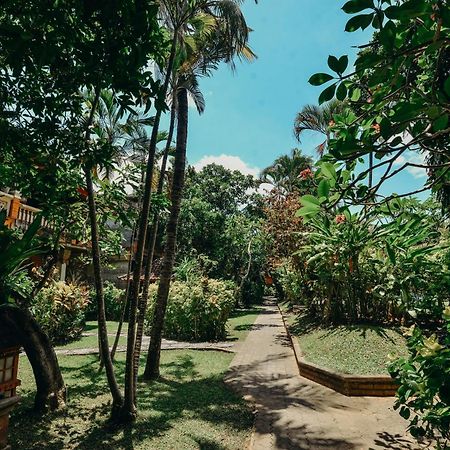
left=433, top=114, right=449, bottom=131
left=345, top=13, right=374, bottom=31
left=308, top=73, right=334, bottom=86
left=336, top=83, right=348, bottom=101
left=444, top=76, right=450, bottom=97
left=319, top=84, right=336, bottom=104
left=342, top=0, right=374, bottom=14
left=300, top=195, right=320, bottom=208
left=328, top=55, right=348, bottom=74
left=295, top=206, right=320, bottom=219
left=338, top=55, right=349, bottom=73
left=317, top=179, right=330, bottom=198
left=320, top=162, right=337, bottom=180
left=386, top=242, right=396, bottom=265
left=350, top=87, right=361, bottom=101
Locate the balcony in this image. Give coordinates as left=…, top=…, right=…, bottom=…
left=0, top=191, right=52, bottom=231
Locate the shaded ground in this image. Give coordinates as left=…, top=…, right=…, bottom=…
left=11, top=351, right=253, bottom=450
left=225, top=299, right=429, bottom=450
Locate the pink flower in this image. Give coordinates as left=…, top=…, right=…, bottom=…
left=335, top=214, right=346, bottom=224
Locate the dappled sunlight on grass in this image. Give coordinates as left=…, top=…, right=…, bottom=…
left=11, top=351, right=253, bottom=450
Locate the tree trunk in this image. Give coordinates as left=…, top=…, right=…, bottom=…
left=368, top=152, right=374, bottom=189
left=120, top=34, right=178, bottom=422
left=0, top=304, right=66, bottom=412
left=133, top=97, right=177, bottom=387
left=84, top=166, right=123, bottom=413
left=82, top=86, right=123, bottom=415
left=143, top=87, right=188, bottom=381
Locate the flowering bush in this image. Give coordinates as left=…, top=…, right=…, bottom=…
left=145, top=278, right=236, bottom=341
left=31, top=281, right=89, bottom=344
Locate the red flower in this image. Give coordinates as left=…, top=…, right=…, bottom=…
left=335, top=214, right=346, bottom=224
left=299, top=168, right=313, bottom=180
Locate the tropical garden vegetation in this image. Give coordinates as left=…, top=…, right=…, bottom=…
left=0, top=0, right=449, bottom=448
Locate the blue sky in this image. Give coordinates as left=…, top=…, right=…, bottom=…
left=182, top=0, right=427, bottom=197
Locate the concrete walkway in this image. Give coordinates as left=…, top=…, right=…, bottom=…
left=55, top=336, right=234, bottom=356
left=225, top=299, right=428, bottom=450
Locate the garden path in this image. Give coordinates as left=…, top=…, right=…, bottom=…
left=225, top=298, right=429, bottom=450
left=54, top=336, right=234, bottom=356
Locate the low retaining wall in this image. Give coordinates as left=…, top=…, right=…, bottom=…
left=279, top=306, right=399, bottom=397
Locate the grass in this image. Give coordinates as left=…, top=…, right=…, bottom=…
left=11, top=350, right=253, bottom=450
left=289, top=313, right=409, bottom=375
left=58, top=307, right=262, bottom=352
left=55, top=321, right=127, bottom=351
left=226, top=307, right=262, bottom=341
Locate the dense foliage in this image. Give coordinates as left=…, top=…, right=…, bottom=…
left=87, top=281, right=125, bottom=322
left=31, top=282, right=89, bottom=345
left=176, top=164, right=267, bottom=305
left=389, top=308, right=450, bottom=445
left=309, top=0, right=450, bottom=206
left=145, top=278, right=236, bottom=342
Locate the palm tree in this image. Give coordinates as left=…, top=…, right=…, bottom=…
left=120, top=0, right=255, bottom=421
left=260, top=148, right=312, bottom=194
left=293, top=100, right=344, bottom=155
left=143, top=0, right=255, bottom=381
left=294, top=100, right=377, bottom=188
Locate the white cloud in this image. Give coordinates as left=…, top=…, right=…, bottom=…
left=193, top=154, right=261, bottom=177
left=394, top=152, right=427, bottom=179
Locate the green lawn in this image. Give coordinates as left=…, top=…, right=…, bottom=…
left=291, top=315, right=409, bottom=375
left=55, top=321, right=127, bottom=351
left=226, top=307, right=262, bottom=341
left=11, top=351, right=253, bottom=450
left=58, top=308, right=261, bottom=352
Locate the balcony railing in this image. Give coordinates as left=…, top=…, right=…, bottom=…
left=0, top=191, right=52, bottom=232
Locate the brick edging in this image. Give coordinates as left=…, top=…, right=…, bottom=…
left=278, top=305, right=399, bottom=397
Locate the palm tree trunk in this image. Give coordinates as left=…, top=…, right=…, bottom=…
left=133, top=97, right=177, bottom=386
left=143, top=87, right=188, bottom=381
left=120, top=33, right=178, bottom=421
left=84, top=165, right=123, bottom=413
left=83, top=85, right=123, bottom=414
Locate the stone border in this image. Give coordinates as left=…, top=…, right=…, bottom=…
left=278, top=305, right=399, bottom=397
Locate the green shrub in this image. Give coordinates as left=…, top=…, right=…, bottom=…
left=145, top=278, right=236, bottom=342
left=31, top=281, right=89, bottom=345
left=389, top=307, right=450, bottom=445
left=86, top=281, right=125, bottom=321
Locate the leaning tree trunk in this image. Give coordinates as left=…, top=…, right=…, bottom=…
left=143, top=87, right=188, bottom=381
left=0, top=304, right=65, bottom=412
left=82, top=85, right=123, bottom=415
left=133, top=97, right=177, bottom=388
left=120, top=33, right=178, bottom=422
left=84, top=166, right=123, bottom=414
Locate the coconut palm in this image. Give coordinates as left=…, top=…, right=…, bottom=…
left=260, top=148, right=313, bottom=194
left=143, top=1, right=255, bottom=382
left=121, top=0, right=255, bottom=421
left=293, top=100, right=344, bottom=156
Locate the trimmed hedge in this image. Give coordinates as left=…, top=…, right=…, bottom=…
left=145, top=278, right=236, bottom=342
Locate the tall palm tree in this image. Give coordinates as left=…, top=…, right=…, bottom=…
left=260, top=148, right=312, bottom=194
left=293, top=100, right=344, bottom=156
left=120, top=0, right=255, bottom=421
left=143, top=0, right=255, bottom=381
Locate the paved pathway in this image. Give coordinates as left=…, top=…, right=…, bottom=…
left=55, top=336, right=234, bottom=356
left=225, top=299, right=428, bottom=450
